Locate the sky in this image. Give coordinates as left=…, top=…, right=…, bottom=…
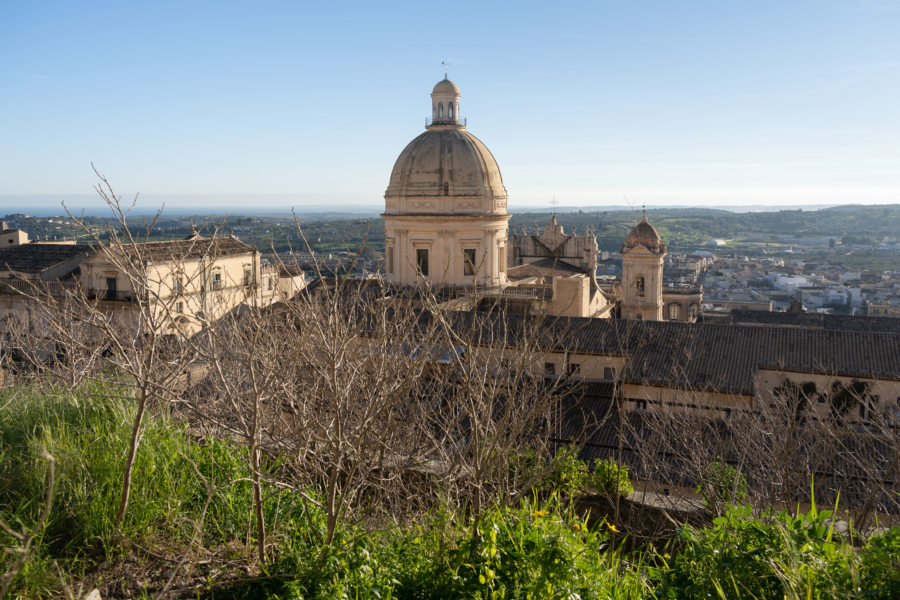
left=1, top=0, right=899, bottom=213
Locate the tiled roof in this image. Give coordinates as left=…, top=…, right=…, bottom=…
left=117, top=237, right=254, bottom=262
left=731, top=309, right=900, bottom=334
left=443, top=311, right=900, bottom=394
left=0, top=244, right=90, bottom=274
left=507, top=257, right=587, bottom=280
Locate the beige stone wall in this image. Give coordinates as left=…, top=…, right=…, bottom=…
left=384, top=215, right=509, bottom=288
left=620, top=383, right=754, bottom=416
left=0, top=230, right=29, bottom=246
left=79, top=247, right=262, bottom=336
left=757, top=368, right=900, bottom=420
left=661, top=292, right=702, bottom=322
left=621, top=246, right=664, bottom=321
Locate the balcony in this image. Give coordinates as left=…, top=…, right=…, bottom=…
left=0, top=279, right=77, bottom=298
left=426, top=117, right=466, bottom=127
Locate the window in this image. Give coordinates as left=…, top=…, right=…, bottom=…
left=603, top=367, right=615, bottom=379
left=443, top=182, right=449, bottom=195
left=174, top=277, right=183, bottom=295
left=567, top=363, right=580, bottom=376
left=268, top=277, right=275, bottom=291
left=498, top=244, right=507, bottom=273
left=212, top=272, right=222, bottom=290
left=636, top=276, right=645, bottom=296
left=416, top=249, right=429, bottom=276
left=105, top=277, right=117, bottom=300
left=449, top=103, right=454, bottom=118
left=463, top=248, right=476, bottom=275
left=634, top=399, right=648, bottom=411
left=386, top=247, right=394, bottom=274
left=669, top=303, right=680, bottom=320
left=544, top=362, right=556, bottom=376
left=438, top=104, right=443, bottom=119
left=175, top=301, right=184, bottom=314
left=860, top=395, right=879, bottom=421
left=243, top=269, right=252, bottom=286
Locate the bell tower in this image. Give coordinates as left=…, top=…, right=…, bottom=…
left=620, top=211, right=666, bottom=320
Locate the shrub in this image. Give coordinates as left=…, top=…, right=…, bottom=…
left=589, top=458, right=633, bottom=498
left=696, top=459, right=748, bottom=513
left=510, top=446, right=588, bottom=499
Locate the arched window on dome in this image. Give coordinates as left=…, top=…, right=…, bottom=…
left=669, top=303, right=680, bottom=321
left=438, top=103, right=443, bottom=119
left=636, top=276, right=645, bottom=297
left=449, top=102, right=454, bottom=119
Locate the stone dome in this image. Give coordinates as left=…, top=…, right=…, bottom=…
left=622, top=213, right=666, bottom=254
left=433, top=77, right=460, bottom=95
left=384, top=128, right=508, bottom=215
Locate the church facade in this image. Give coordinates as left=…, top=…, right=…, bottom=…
left=383, top=78, right=697, bottom=322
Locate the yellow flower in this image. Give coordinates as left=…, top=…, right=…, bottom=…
left=607, top=523, right=619, bottom=533
left=530, top=510, right=548, bottom=518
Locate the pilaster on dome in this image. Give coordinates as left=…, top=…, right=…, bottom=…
left=427, top=76, right=465, bottom=129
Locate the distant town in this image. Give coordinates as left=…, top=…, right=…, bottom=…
left=5, top=203, right=899, bottom=318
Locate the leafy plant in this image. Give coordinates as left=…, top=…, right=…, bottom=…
left=696, top=459, right=748, bottom=513
left=589, top=458, right=633, bottom=498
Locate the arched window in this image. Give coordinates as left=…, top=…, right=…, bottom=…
left=449, top=102, right=454, bottom=118
left=669, top=303, right=680, bottom=321
left=636, top=276, right=645, bottom=296
left=438, top=104, right=443, bottom=119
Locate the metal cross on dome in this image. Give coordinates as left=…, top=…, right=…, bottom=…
left=441, top=59, right=451, bottom=78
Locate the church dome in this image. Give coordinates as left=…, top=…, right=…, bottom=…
left=384, top=79, right=507, bottom=216
left=385, top=129, right=507, bottom=213
left=622, top=213, right=666, bottom=254
left=433, top=77, right=460, bottom=94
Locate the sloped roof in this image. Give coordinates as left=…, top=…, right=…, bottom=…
left=115, top=237, right=253, bottom=262
left=441, top=311, right=900, bottom=394
left=731, top=309, right=900, bottom=334
left=0, top=244, right=90, bottom=274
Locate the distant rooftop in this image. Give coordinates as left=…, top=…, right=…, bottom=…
left=0, top=244, right=90, bottom=274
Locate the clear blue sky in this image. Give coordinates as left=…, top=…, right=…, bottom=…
left=2, top=0, right=899, bottom=212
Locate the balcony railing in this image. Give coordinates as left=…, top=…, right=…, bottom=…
left=0, top=279, right=77, bottom=298
left=426, top=117, right=466, bottom=127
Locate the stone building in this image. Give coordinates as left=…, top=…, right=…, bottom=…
left=0, top=233, right=305, bottom=339
left=383, top=77, right=510, bottom=289
left=619, top=212, right=666, bottom=321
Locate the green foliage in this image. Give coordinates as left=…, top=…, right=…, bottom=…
left=0, top=384, right=313, bottom=596
left=3, top=386, right=899, bottom=599
left=509, top=446, right=588, bottom=499
left=696, top=460, right=748, bottom=513
left=589, top=458, right=634, bottom=498
left=658, top=502, right=900, bottom=600
left=274, top=497, right=648, bottom=600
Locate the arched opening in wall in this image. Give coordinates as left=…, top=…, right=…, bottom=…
left=690, top=303, right=699, bottom=319
left=449, top=102, right=454, bottom=118
left=438, top=104, right=443, bottom=119
left=669, top=303, right=680, bottom=321
left=636, top=276, right=645, bottom=297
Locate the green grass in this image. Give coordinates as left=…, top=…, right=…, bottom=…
left=1, top=385, right=898, bottom=599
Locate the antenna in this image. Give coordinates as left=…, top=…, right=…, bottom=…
left=550, top=196, right=559, bottom=216
left=441, top=59, right=451, bottom=78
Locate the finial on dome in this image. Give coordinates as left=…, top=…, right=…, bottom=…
left=641, top=205, right=648, bottom=222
